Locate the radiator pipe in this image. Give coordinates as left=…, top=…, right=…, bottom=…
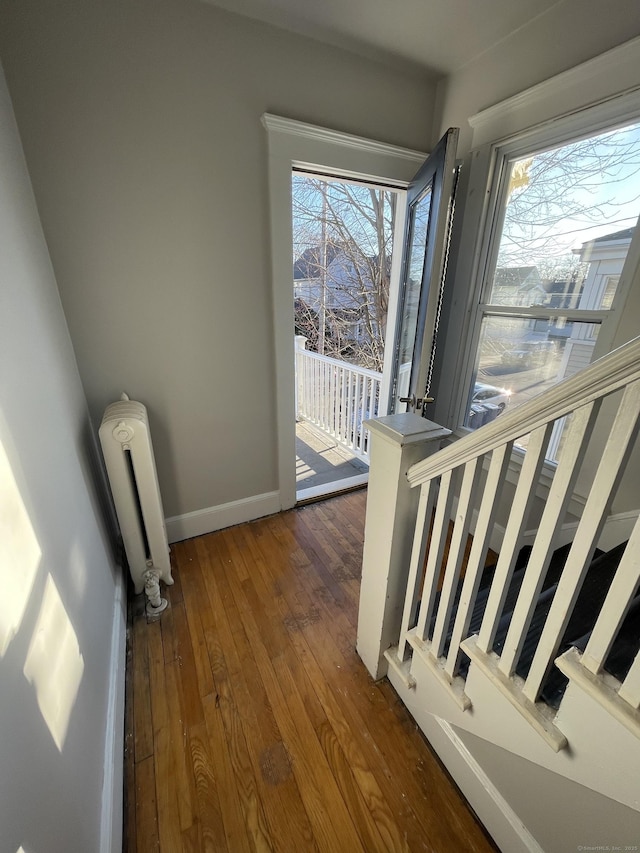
left=144, top=568, right=168, bottom=616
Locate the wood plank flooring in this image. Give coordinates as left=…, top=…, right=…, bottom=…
left=124, top=491, right=497, bottom=852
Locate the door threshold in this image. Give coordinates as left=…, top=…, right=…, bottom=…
left=296, top=473, right=368, bottom=506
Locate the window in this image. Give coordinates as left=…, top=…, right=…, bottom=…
left=463, top=119, right=640, bottom=458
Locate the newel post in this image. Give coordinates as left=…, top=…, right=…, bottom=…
left=357, top=414, right=450, bottom=680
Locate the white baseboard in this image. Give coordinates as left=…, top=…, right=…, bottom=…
left=100, top=569, right=127, bottom=853
left=597, top=509, right=638, bottom=551
left=165, top=491, right=281, bottom=543
left=449, top=501, right=628, bottom=556
left=486, top=509, right=637, bottom=555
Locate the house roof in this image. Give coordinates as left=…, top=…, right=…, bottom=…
left=293, top=244, right=342, bottom=279
left=493, top=266, right=541, bottom=289
left=590, top=227, right=635, bottom=244
left=294, top=244, right=390, bottom=281
left=576, top=227, right=636, bottom=254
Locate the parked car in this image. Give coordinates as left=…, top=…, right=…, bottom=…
left=501, top=340, right=556, bottom=369
left=472, top=382, right=511, bottom=411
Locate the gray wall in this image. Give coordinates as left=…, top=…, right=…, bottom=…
left=0, top=63, right=120, bottom=853
left=0, top=0, right=437, bottom=521
left=433, top=0, right=640, bottom=153
left=456, top=728, right=640, bottom=852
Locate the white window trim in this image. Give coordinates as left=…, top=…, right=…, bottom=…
left=468, top=36, right=640, bottom=149
left=262, top=114, right=426, bottom=509
left=458, top=111, right=640, bottom=427
left=437, top=38, right=640, bottom=500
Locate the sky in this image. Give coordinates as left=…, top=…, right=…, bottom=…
left=291, top=174, right=397, bottom=261
left=497, top=119, right=640, bottom=271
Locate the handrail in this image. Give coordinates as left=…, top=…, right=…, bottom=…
left=297, top=348, right=383, bottom=382
left=407, top=335, right=640, bottom=487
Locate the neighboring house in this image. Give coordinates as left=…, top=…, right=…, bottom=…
left=528, top=277, right=586, bottom=339
left=542, top=276, right=584, bottom=310
left=293, top=245, right=387, bottom=350
left=1, top=3, right=640, bottom=853
left=557, top=227, right=635, bottom=378
left=292, top=242, right=342, bottom=284
left=491, top=265, right=544, bottom=305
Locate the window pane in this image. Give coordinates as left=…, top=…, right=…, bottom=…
left=464, top=316, right=601, bottom=430
left=398, top=184, right=433, bottom=366
left=463, top=120, right=640, bottom=458
left=599, top=275, right=619, bottom=310
left=488, top=122, right=640, bottom=310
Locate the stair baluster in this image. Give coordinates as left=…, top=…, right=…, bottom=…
left=415, top=469, right=455, bottom=642
left=580, top=512, right=640, bottom=679
left=497, top=400, right=601, bottom=680
left=444, top=442, right=512, bottom=679
left=431, top=457, right=482, bottom=658
left=619, top=652, right=640, bottom=709
left=476, top=423, right=553, bottom=656
left=523, top=380, right=640, bottom=704
left=397, top=480, right=436, bottom=662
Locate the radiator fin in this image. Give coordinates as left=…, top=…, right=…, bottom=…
left=99, top=397, right=173, bottom=594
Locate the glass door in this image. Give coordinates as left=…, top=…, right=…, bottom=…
left=391, top=128, right=459, bottom=414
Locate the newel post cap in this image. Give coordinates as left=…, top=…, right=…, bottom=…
left=364, top=413, right=451, bottom=448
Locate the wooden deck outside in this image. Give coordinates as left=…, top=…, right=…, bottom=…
left=296, top=419, right=368, bottom=492
left=124, top=491, right=497, bottom=852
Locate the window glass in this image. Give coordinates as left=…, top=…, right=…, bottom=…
left=465, top=316, right=600, bottom=430
left=466, top=119, right=640, bottom=447
left=600, top=276, right=619, bottom=310
left=487, top=124, right=640, bottom=309
left=398, top=185, right=433, bottom=366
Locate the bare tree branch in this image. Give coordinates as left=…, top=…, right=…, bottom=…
left=292, top=175, right=395, bottom=372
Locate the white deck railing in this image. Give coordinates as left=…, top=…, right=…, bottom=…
left=295, top=338, right=383, bottom=462
left=359, top=336, right=640, bottom=751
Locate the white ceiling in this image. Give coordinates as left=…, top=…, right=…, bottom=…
left=202, top=0, right=565, bottom=76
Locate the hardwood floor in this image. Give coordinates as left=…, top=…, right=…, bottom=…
left=124, top=491, right=497, bottom=852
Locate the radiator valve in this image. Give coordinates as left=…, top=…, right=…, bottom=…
left=143, top=568, right=168, bottom=617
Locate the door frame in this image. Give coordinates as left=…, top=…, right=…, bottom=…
left=262, top=114, right=426, bottom=510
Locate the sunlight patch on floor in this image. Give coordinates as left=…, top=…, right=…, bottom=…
left=296, top=419, right=367, bottom=491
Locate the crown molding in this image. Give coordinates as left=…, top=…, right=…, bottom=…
left=262, top=113, right=426, bottom=165
left=468, top=36, right=640, bottom=145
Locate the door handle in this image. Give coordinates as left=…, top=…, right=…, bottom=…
left=399, top=395, right=435, bottom=410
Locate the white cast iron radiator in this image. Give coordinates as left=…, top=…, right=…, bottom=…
left=99, top=393, right=173, bottom=615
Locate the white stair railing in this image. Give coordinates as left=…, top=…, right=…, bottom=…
left=554, top=485, right=640, bottom=739
left=295, top=338, right=383, bottom=461
left=358, top=335, right=640, bottom=750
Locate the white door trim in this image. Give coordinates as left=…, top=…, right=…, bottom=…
left=262, top=114, right=426, bottom=509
